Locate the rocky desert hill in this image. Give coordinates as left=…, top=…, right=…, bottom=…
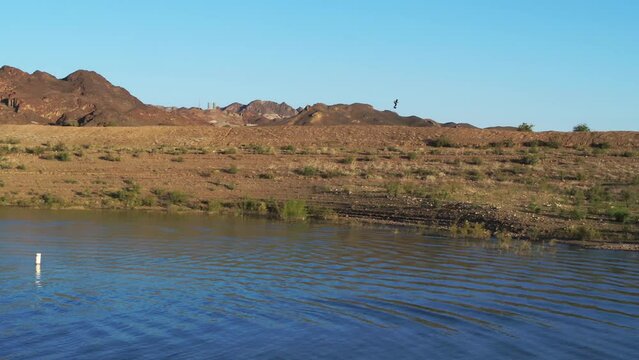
left=222, top=100, right=299, bottom=125
left=0, top=65, right=441, bottom=127
left=273, top=103, right=438, bottom=127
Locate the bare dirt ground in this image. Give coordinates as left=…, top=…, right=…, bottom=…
left=1, top=125, right=638, bottom=249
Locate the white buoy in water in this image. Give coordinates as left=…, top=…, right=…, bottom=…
left=35, top=253, right=42, bottom=265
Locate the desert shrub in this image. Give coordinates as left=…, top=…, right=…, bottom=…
left=590, top=142, right=610, bottom=150
left=517, top=123, right=534, bottom=132
left=220, top=147, right=237, bottom=155
left=320, top=169, right=346, bottom=179
left=466, top=157, right=482, bottom=165
left=608, top=207, right=630, bottom=223
left=411, top=168, right=435, bottom=178
left=55, top=152, right=70, bottom=161
left=198, top=169, right=213, bottom=178
left=295, top=166, right=319, bottom=177
left=239, top=198, right=269, bottom=215
left=565, top=225, right=600, bottom=241
left=403, top=152, right=419, bottom=161
left=523, top=140, right=560, bottom=148
left=25, top=146, right=45, bottom=155
left=385, top=182, right=404, bottom=197
left=338, top=156, right=355, bottom=164
left=585, top=185, right=610, bottom=203
left=384, top=182, right=429, bottom=197
left=258, top=173, right=275, bottom=179
left=488, top=139, right=515, bottom=148
left=247, top=144, right=274, bottom=155
left=171, top=156, right=185, bottom=163
left=527, top=202, right=541, bottom=214
left=40, top=193, right=63, bottom=208
left=428, top=137, right=457, bottom=148
left=108, top=180, right=142, bottom=207
left=573, top=124, right=591, bottom=132
left=100, top=153, right=121, bottom=162
left=516, top=154, right=539, bottom=165
left=280, top=145, right=296, bottom=154
left=278, top=200, right=308, bottom=221
left=224, top=165, right=238, bottom=174
left=0, top=179, right=4, bottom=187
left=308, top=206, right=338, bottom=220
left=152, top=189, right=189, bottom=207
left=465, top=169, right=484, bottom=181
left=450, top=221, right=491, bottom=239
left=52, top=142, right=67, bottom=152
left=0, top=137, right=20, bottom=145
left=566, top=207, right=586, bottom=220
left=0, top=145, right=19, bottom=155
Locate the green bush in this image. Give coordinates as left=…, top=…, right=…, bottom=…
left=428, top=137, right=457, bottom=148
left=608, top=207, right=630, bottom=223
left=280, top=145, right=296, bottom=154
left=55, top=152, right=70, bottom=162
left=403, top=152, right=419, bottom=160
left=239, top=198, right=269, bottom=215
left=465, top=169, right=484, bottom=181
left=517, top=123, right=534, bottom=132
left=488, top=139, right=515, bottom=148
left=40, top=193, right=63, bottom=208
left=523, top=140, right=560, bottom=148
left=258, top=173, right=275, bottom=179
left=573, top=124, right=590, bottom=132
left=295, top=166, right=319, bottom=176
left=516, top=154, right=539, bottom=165
left=152, top=189, right=190, bottom=207
left=338, top=156, right=355, bottom=164
left=247, top=144, right=274, bottom=155
left=279, top=200, right=308, bottom=221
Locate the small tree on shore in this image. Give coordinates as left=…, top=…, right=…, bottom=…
left=573, top=123, right=591, bottom=132
left=517, top=123, right=534, bottom=132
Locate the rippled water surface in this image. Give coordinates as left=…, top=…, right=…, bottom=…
left=1, top=208, right=638, bottom=359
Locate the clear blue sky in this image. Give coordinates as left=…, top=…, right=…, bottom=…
left=4, top=0, right=638, bottom=130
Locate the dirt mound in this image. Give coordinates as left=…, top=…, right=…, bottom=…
left=273, top=103, right=438, bottom=127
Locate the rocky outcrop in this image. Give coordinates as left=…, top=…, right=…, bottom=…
left=272, top=103, right=439, bottom=127
left=222, top=100, right=298, bottom=124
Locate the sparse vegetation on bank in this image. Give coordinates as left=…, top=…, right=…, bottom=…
left=0, top=125, right=637, bottom=249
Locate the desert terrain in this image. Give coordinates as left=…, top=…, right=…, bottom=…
left=1, top=125, right=637, bottom=249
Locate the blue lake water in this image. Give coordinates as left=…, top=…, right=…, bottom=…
left=1, top=208, right=638, bottom=359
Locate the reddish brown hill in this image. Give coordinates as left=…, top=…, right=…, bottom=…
left=0, top=66, right=242, bottom=126
left=272, top=103, right=438, bottom=127
left=1, top=65, right=447, bottom=127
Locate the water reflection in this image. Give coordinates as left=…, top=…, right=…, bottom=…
left=34, top=264, right=42, bottom=288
